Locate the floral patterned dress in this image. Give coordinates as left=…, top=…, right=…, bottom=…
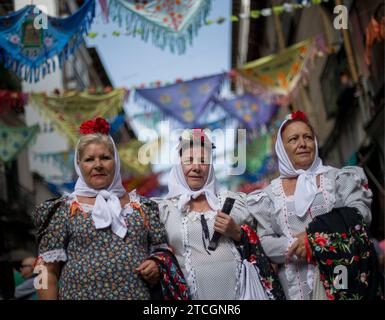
left=32, top=191, right=168, bottom=300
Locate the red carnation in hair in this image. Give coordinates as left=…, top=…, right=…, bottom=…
left=291, top=110, right=308, bottom=122
left=193, top=128, right=205, bottom=143
left=281, top=110, right=311, bottom=135
left=79, top=117, right=110, bottom=135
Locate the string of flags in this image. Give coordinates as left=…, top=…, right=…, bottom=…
left=0, top=0, right=331, bottom=89
left=1, top=34, right=329, bottom=194
left=87, top=15, right=227, bottom=39
left=230, top=0, right=330, bottom=22
left=0, top=0, right=336, bottom=195
left=1, top=36, right=327, bottom=138
left=88, top=0, right=330, bottom=40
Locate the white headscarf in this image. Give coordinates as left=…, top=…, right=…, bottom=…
left=275, top=116, right=334, bottom=217
left=71, top=135, right=127, bottom=238
left=166, top=131, right=220, bottom=212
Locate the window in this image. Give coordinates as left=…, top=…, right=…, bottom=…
left=0, top=1, right=14, bottom=14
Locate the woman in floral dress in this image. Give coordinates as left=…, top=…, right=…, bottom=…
left=32, top=118, right=170, bottom=300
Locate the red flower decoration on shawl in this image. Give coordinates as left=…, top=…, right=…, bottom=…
left=241, top=224, right=260, bottom=244
left=79, top=117, right=110, bottom=135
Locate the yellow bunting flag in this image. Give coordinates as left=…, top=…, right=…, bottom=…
left=29, top=88, right=127, bottom=145
left=238, top=39, right=314, bottom=95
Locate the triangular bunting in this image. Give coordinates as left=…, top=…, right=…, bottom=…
left=135, top=73, right=226, bottom=127
left=29, top=88, right=128, bottom=145
left=107, top=0, right=212, bottom=54
left=246, top=133, right=272, bottom=174
left=118, top=138, right=159, bottom=176
left=0, top=0, right=95, bottom=82
left=110, top=113, right=126, bottom=134
left=217, top=94, right=278, bottom=130
left=47, top=181, right=76, bottom=196
left=0, top=124, right=39, bottom=162
left=33, top=151, right=75, bottom=180
left=238, top=38, right=314, bottom=95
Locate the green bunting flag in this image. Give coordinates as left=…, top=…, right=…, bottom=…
left=0, top=124, right=39, bottom=163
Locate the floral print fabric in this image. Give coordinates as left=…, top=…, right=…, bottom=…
left=239, top=224, right=286, bottom=300
left=307, top=207, right=384, bottom=300
left=149, top=248, right=191, bottom=300
left=32, top=193, right=167, bottom=300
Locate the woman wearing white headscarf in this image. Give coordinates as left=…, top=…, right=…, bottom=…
left=247, top=111, right=373, bottom=300
left=152, top=129, right=285, bottom=300
left=31, top=118, right=169, bottom=300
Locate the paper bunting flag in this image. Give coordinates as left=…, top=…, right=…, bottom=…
left=135, top=74, right=226, bottom=127
left=29, top=88, right=128, bottom=145
left=118, top=139, right=159, bottom=176
left=246, top=133, right=272, bottom=174
left=257, top=155, right=278, bottom=177
left=238, top=38, right=314, bottom=95
left=217, top=94, right=278, bottom=130
left=0, top=0, right=95, bottom=82
left=33, top=151, right=75, bottom=181
left=47, top=181, right=76, bottom=196
left=107, top=0, right=211, bottom=54
left=0, top=124, right=39, bottom=163
left=110, top=113, right=126, bottom=134
left=0, top=90, right=28, bottom=114
left=94, top=0, right=328, bottom=39
left=244, top=155, right=278, bottom=182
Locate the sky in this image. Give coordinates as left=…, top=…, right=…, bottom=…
left=86, top=0, right=235, bottom=185
left=86, top=0, right=232, bottom=90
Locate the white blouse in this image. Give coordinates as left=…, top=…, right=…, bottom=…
left=153, top=191, right=253, bottom=300
left=247, top=166, right=372, bottom=300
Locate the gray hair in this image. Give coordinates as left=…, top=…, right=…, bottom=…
left=77, top=134, right=115, bottom=161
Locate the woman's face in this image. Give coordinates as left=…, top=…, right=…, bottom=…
left=78, top=142, right=115, bottom=190
left=181, top=146, right=210, bottom=191
left=281, top=121, right=316, bottom=170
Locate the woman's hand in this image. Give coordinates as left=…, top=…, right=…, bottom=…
left=214, top=211, right=241, bottom=242
left=287, top=232, right=308, bottom=262
left=36, top=261, right=61, bottom=300
left=135, top=259, right=160, bottom=287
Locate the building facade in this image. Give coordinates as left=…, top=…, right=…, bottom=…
left=0, top=0, right=128, bottom=268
